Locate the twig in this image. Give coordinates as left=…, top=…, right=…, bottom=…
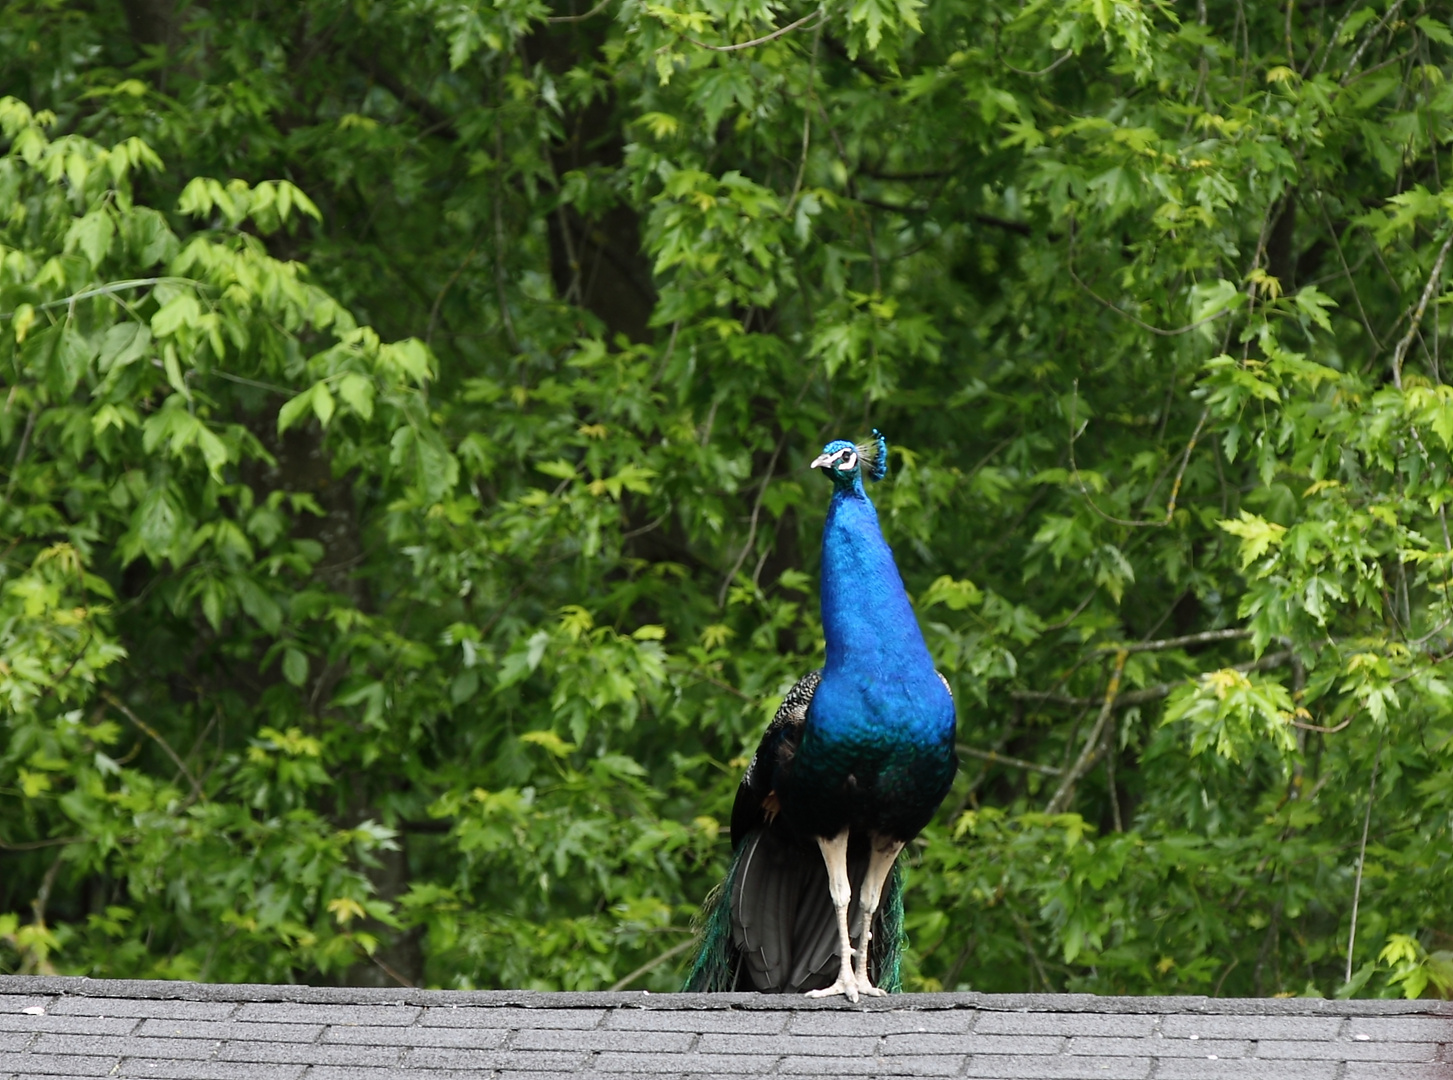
left=1344, top=731, right=1384, bottom=985
left=1068, top=227, right=1234, bottom=337
left=1391, top=227, right=1453, bottom=389
left=103, top=692, right=204, bottom=802
left=1097, top=627, right=1252, bottom=655
left=1339, top=0, right=1407, bottom=87
left=5, top=407, right=37, bottom=499
left=1289, top=715, right=1352, bottom=734
left=718, top=434, right=787, bottom=607
left=1046, top=650, right=1127, bottom=814
left=1003, top=50, right=1073, bottom=77
left=493, top=86, right=520, bottom=353
left=687, top=13, right=820, bottom=53
left=427, top=244, right=478, bottom=346
left=784, top=20, right=822, bottom=216
left=0, top=836, right=84, bottom=851
left=361, top=945, right=416, bottom=988
left=547, top=0, right=611, bottom=23
left=0, top=278, right=196, bottom=319
left=957, top=745, right=1063, bottom=777
left=1067, top=382, right=1208, bottom=528
left=608, top=936, right=696, bottom=990
left=1013, top=651, right=1292, bottom=711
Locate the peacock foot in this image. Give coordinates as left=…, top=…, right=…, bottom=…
left=806, top=974, right=861, bottom=1003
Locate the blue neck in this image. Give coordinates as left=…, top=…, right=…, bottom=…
left=818, top=481, right=938, bottom=692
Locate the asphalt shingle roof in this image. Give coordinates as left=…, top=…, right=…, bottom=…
left=2, top=975, right=1451, bottom=1079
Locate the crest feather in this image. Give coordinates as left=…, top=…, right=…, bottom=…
left=857, top=429, right=889, bottom=483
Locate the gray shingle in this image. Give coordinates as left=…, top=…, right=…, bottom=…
left=1154, top=1060, right=1340, bottom=1080
left=12, top=1055, right=120, bottom=1077
left=607, top=1009, right=788, bottom=1034
left=236, top=1001, right=422, bottom=1026
left=787, top=1009, right=976, bottom=1035
left=0, top=996, right=54, bottom=1015
left=514, top=1028, right=696, bottom=1053
left=977, top=1012, right=1156, bottom=1038
left=881, top=1032, right=1065, bottom=1055
left=0, top=1030, right=36, bottom=1052
left=1257, top=1037, right=1440, bottom=1061
left=695, top=1032, right=880, bottom=1055
left=304, top=1071, right=493, bottom=1080
left=322, top=1022, right=509, bottom=1048
left=1343, top=1066, right=1453, bottom=1080
left=32, top=1034, right=220, bottom=1060
left=778, top=1053, right=967, bottom=1075
left=116, top=1061, right=307, bottom=1079
left=1160, top=1015, right=1344, bottom=1040
left=214, top=1039, right=403, bottom=1065
left=0, top=1012, right=140, bottom=1035
left=1342, top=1017, right=1453, bottom=1041
left=591, top=1052, right=780, bottom=1073
left=50, top=997, right=237, bottom=1020
left=421, top=1005, right=605, bottom=1029
left=134, top=1017, right=324, bottom=1042
left=1068, top=1036, right=1248, bottom=1058
left=404, top=1046, right=589, bottom=1070
left=6, top=975, right=1453, bottom=1080
left=962, top=1055, right=1151, bottom=1079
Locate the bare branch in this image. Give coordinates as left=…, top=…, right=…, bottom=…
left=1344, top=732, right=1384, bottom=986
left=1391, top=227, right=1453, bottom=389
left=103, top=692, right=204, bottom=802
left=1003, top=50, right=1073, bottom=78
left=1012, top=650, right=1293, bottom=710
left=547, top=0, right=611, bottom=23
left=609, top=936, right=696, bottom=990
left=688, top=13, right=820, bottom=53
left=957, top=745, right=1063, bottom=777
left=1098, top=627, right=1253, bottom=655
left=718, top=434, right=787, bottom=607
left=1046, top=649, right=1127, bottom=814
left=1067, top=381, right=1209, bottom=528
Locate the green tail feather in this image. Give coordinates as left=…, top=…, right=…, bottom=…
left=872, top=861, right=907, bottom=993
left=683, top=845, right=745, bottom=992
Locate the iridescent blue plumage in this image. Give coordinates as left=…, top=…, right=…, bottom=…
left=684, top=432, right=957, bottom=1001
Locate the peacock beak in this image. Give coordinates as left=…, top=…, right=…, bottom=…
left=810, top=452, right=835, bottom=470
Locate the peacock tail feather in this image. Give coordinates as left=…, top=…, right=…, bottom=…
left=872, top=860, right=907, bottom=994
left=682, top=850, right=744, bottom=993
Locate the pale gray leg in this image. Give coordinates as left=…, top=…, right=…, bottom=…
left=852, top=836, right=904, bottom=996
left=805, top=828, right=859, bottom=1002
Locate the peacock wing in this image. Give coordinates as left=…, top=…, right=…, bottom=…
left=728, top=669, right=821, bottom=848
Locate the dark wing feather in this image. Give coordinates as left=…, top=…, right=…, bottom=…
left=729, top=669, right=820, bottom=848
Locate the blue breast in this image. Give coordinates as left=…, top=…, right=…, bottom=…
left=807, top=480, right=954, bottom=750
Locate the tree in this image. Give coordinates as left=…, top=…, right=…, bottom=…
left=3, top=0, right=1453, bottom=997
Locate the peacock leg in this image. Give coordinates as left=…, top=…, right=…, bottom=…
left=852, top=835, right=905, bottom=996
left=805, top=828, right=859, bottom=1002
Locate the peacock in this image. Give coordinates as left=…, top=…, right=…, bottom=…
left=685, top=430, right=958, bottom=1001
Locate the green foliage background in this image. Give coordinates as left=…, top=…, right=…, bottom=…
left=4, top=0, right=1453, bottom=998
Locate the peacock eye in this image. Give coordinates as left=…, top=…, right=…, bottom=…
left=838, top=451, right=858, bottom=471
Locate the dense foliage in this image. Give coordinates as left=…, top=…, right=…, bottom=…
left=4, top=0, right=1453, bottom=998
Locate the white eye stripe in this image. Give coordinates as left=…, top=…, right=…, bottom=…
left=838, top=451, right=858, bottom=471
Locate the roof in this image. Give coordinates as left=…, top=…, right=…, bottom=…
left=2, top=975, right=1451, bottom=1079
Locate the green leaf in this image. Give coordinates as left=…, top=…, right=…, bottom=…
left=282, top=648, right=309, bottom=687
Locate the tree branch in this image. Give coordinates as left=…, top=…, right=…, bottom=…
left=958, top=745, right=1062, bottom=777
left=687, top=13, right=820, bottom=53
left=1045, top=649, right=1126, bottom=814
left=103, top=692, right=204, bottom=802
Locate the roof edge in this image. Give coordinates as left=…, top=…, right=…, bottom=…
left=2, top=976, right=1451, bottom=1016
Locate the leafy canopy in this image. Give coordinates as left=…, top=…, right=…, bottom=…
left=4, top=0, right=1453, bottom=998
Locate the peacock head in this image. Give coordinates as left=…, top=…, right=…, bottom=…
left=811, top=430, right=888, bottom=490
